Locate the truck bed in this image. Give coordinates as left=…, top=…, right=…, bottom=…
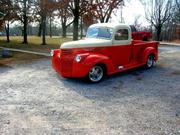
left=133, top=40, right=158, bottom=45
left=132, top=40, right=159, bottom=63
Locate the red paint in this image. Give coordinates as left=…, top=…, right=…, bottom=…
left=51, top=40, right=159, bottom=78
left=130, top=25, right=152, bottom=41
left=132, top=32, right=152, bottom=41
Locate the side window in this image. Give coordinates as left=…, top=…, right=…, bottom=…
left=115, top=29, right=129, bottom=40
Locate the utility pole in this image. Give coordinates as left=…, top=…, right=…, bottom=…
left=150, top=0, right=153, bottom=33
left=120, top=1, right=124, bottom=23
left=120, top=4, right=123, bottom=23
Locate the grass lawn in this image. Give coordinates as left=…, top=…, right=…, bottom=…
left=0, top=36, right=72, bottom=65
left=0, top=36, right=72, bottom=53
left=0, top=48, right=48, bottom=66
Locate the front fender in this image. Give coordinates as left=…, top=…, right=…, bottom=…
left=72, top=53, right=114, bottom=77
left=83, top=53, right=114, bottom=75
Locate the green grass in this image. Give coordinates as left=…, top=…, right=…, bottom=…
left=0, top=36, right=72, bottom=53
left=0, top=36, right=72, bottom=64
left=0, top=36, right=73, bottom=65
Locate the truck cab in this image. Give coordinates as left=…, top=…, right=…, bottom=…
left=51, top=23, right=158, bottom=83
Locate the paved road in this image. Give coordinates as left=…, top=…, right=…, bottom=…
left=0, top=46, right=180, bottom=135
left=159, top=45, right=180, bottom=53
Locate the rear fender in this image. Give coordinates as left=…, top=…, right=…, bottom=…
left=142, top=47, right=157, bottom=63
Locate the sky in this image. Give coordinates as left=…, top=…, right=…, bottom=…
left=111, top=0, right=149, bottom=26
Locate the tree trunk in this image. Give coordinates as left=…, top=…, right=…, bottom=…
left=38, top=19, right=42, bottom=37
left=49, top=16, right=52, bottom=38
left=23, top=0, right=28, bottom=44
left=73, top=15, right=79, bottom=40
left=62, top=22, right=67, bottom=38
left=5, top=21, right=10, bottom=43
left=73, top=0, right=80, bottom=41
left=105, top=9, right=112, bottom=23
left=156, top=26, right=162, bottom=41
left=80, top=16, right=83, bottom=39
left=42, top=15, right=46, bottom=45
left=100, top=17, right=105, bottom=23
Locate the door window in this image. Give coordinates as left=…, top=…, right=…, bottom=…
left=115, top=29, right=128, bottom=40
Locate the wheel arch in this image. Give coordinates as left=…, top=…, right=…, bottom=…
left=84, top=54, right=114, bottom=75
left=141, top=47, right=157, bottom=63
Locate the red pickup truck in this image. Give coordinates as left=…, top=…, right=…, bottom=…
left=130, top=25, right=152, bottom=41
left=51, top=23, right=158, bottom=83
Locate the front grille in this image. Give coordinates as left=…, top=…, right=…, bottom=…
left=61, top=49, right=73, bottom=56
left=61, top=49, right=73, bottom=74
left=61, top=57, right=73, bottom=73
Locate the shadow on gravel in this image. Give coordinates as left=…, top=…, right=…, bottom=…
left=58, top=65, right=153, bottom=84
left=56, top=65, right=161, bottom=101
left=56, top=63, right=180, bottom=118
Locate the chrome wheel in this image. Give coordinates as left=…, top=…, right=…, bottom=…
left=88, top=65, right=104, bottom=83
left=146, top=55, right=154, bottom=68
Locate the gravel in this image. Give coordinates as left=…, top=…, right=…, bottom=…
left=0, top=45, right=180, bottom=135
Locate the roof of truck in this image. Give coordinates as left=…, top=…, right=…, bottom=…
left=89, top=23, right=130, bottom=29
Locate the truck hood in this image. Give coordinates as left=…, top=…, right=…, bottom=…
left=60, top=38, right=112, bottom=49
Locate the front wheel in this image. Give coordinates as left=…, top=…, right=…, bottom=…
left=87, top=65, right=104, bottom=83
left=146, top=54, right=155, bottom=68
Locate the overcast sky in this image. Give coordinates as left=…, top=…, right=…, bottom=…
left=111, top=0, right=149, bottom=26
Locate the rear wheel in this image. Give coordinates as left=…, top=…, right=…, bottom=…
left=146, top=54, right=155, bottom=68
left=87, top=65, right=104, bottom=83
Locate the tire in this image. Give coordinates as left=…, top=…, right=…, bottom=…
left=87, top=65, right=104, bottom=83
left=146, top=54, right=154, bottom=68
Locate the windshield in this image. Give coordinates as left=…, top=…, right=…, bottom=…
left=86, top=27, right=113, bottom=40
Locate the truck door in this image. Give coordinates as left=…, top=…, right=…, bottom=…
left=111, top=28, right=132, bottom=69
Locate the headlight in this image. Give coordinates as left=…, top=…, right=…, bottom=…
left=50, top=50, right=54, bottom=57
left=75, top=55, right=81, bottom=63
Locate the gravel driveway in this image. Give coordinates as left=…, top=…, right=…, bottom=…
left=0, top=45, right=180, bottom=135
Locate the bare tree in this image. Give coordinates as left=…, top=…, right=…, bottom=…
left=175, top=0, right=180, bottom=11
left=56, top=0, right=73, bottom=38
left=175, top=0, right=180, bottom=39
left=141, top=0, right=173, bottom=41
left=13, top=0, right=35, bottom=44
left=0, top=0, right=17, bottom=42
left=175, top=0, right=180, bottom=23
left=62, top=0, right=90, bottom=40
left=132, top=15, right=142, bottom=31
left=92, top=0, right=123, bottom=23
left=35, top=0, right=57, bottom=45
left=68, top=0, right=80, bottom=41
left=66, top=0, right=124, bottom=40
